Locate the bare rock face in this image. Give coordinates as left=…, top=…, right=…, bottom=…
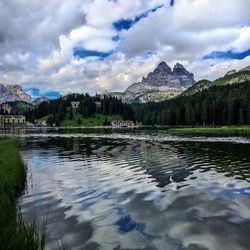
left=0, top=83, right=32, bottom=104
left=173, top=63, right=195, bottom=88
left=239, top=66, right=250, bottom=72
left=125, top=61, right=195, bottom=93
left=225, top=70, right=237, bottom=76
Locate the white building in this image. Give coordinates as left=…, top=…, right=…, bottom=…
left=71, top=101, right=80, bottom=108
left=110, top=120, right=135, bottom=127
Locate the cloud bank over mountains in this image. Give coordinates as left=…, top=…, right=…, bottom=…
left=0, top=0, right=250, bottom=97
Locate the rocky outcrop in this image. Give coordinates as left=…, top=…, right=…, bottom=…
left=225, top=66, right=250, bottom=76
left=182, top=80, right=212, bottom=96
left=125, top=61, right=195, bottom=94
left=212, top=65, right=250, bottom=86
left=0, top=84, right=32, bottom=104
left=33, top=96, right=49, bottom=105
left=225, top=70, right=237, bottom=76
left=239, top=66, right=250, bottom=72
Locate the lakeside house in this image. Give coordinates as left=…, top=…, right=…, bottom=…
left=34, top=119, right=47, bottom=127
left=110, top=120, right=135, bottom=127
left=0, top=115, right=26, bottom=127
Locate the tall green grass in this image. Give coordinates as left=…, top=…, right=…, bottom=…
left=0, top=138, right=45, bottom=250
left=168, top=126, right=250, bottom=136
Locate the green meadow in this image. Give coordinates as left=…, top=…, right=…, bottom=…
left=168, top=126, right=250, bottom=136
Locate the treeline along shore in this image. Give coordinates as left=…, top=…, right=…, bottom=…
left=24, top=94, right=135, bottom=127
left=0, top=138, right=45, bottom=250
left=2, top=71, right=250, bottom=130
left=23, top=81, right=250, bottom=129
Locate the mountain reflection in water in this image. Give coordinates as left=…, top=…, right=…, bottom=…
left=17, top=131, right=250, bottom=250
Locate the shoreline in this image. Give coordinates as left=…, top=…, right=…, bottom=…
left=0, top=138, right=45, bottom=249
left=168, top=126, right=250, bottom=135
left=1, top=125, right=250, bottom=136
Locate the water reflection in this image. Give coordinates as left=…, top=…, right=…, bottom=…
left=17, top=132, right=250, bottom=250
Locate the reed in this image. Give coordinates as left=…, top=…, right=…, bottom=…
left=0, top=138, right=45, bottom=250
left=168, top=126, right=250, bottom=136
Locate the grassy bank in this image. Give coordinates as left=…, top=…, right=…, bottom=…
left=0, top=138, right=45, bottom=250
left=60, top=112, right=122, bottom=127
left=42, top=110, right=122, bottom=127
left=168, top=126, right=250, bottom=136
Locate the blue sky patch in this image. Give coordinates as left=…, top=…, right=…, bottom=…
left=143, top=51, right=156, bottom=58
left=113, top=5, right=164, bottom=31
left=203, top=48, right=250, bottom=60
left=170, top=0, right=175, bottom=6
left=116, top=215, right=145, bottom=233
left=74, top=48, right=113, bottom=59
left=25, top=87, right=61, bottom=100
left=113, top=19, right=134, bottom=31
left=44, top=91, right=61, bottom=99
left=112, top=35, right=121, bottom=41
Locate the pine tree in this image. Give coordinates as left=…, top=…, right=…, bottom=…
left=239, top=108, right=244, bottom=125
left=69, top=107, right=73, bottom=120
left=247, top=102, right=250, bottom=125
left=77, top=118, right=82, bottom=125
left=201, top=100, right=207, bottom=126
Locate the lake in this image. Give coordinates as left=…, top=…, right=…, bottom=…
left=3, top=128, right=250, bottom=250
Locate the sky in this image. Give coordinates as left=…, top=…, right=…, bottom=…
left=0, top=0, right=250, bottom=98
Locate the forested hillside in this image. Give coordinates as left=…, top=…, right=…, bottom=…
left=133, top=81, right=250, bottom=126
left=22, top=70, right=250, bottom=127
left=0, top=101, right=34, bottom=115
left=25, top=94, right=134, bottom=126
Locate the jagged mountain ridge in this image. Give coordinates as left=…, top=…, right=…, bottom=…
left=213, top=67, right=250, bottom=86
left=104, top=90, right=181, bottom=104
left=182, top=65, right=250, bottom=96
left=125, top=61, right=196, bottom=94
left=33, top=96, right=49, bottom=105
left=0, top=83, right=32, bottom=104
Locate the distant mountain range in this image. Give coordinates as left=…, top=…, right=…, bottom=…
left=0, top=84, right=32, bottom=104
left=107, top=62, right=250, bottom=103
left=0, top=83, right=50, bottom=106
left=107, top=61, right=196, bottom=103
left=126, top=61, right=195, bottom=93
left=1, top=63, right=250, bottom=108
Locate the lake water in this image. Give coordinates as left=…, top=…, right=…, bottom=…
left=4, top=128, right=250, bottom=250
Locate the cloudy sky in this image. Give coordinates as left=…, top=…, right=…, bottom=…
left=0, top=0, right=250, bottom=98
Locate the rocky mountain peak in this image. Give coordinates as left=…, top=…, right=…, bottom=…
left=153, top=61, right=172, bottom=74
left=8, top=85, right=22, bottom=91
left=0, top=83, right=32, bottom=104
left=125, top=61, right=196, bottom=93
left=173, top=63, right=188, bottom=74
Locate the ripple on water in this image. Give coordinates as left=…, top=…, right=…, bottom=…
left=18, top=133, right=250, bottom=250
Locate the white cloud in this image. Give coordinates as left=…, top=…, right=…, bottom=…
left=172, top=0, right=250, bottom=31
left=191, top=56, right=250, bottom=81
left=230, top=26, right=250, bottom=52
left=0, top=0, right=250, bottom=95
left=83, top=0, right=166, bottom=29
left=0, top=52, right=30, bottom=71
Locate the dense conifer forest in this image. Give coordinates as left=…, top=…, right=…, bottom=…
left=24, top=80, right=250, bottom=127
left=25, top=94, right=134, bottom=126
left=133, top=81, right=250, bottom=126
